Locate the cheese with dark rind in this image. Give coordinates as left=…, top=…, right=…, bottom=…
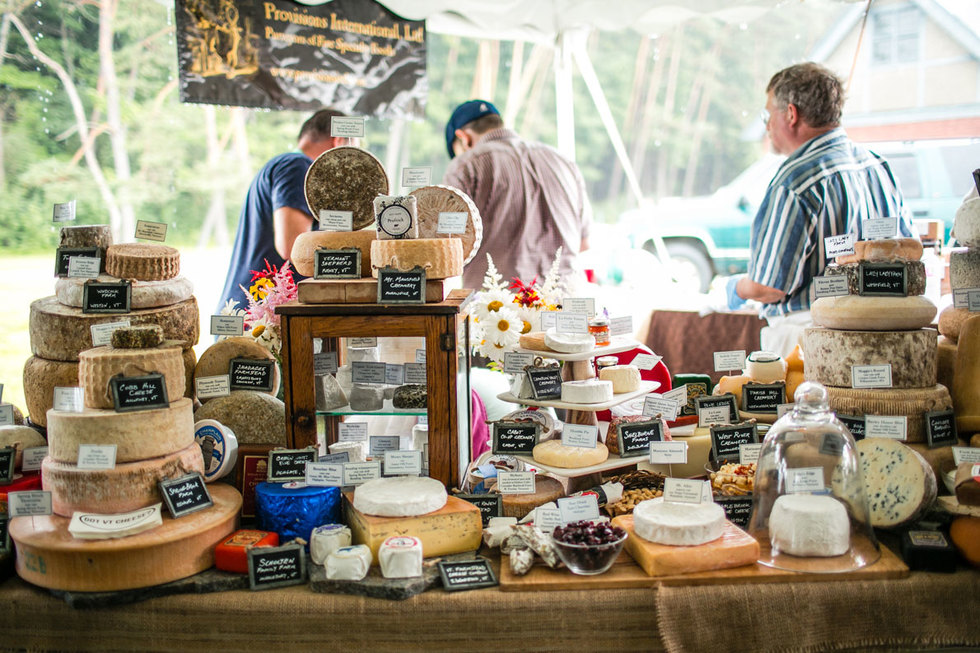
left=8, top=484, right=240, bottom=591
left=856, top=438, right=937, bottom=528
left=46, top=397, right=194, bottom=463
left=110, top=325, right=164, bottom=349
left=811, top=295, right=937, bottom=331
left=56, top=275, right=194, bottom=310
left=30, top=295, right=200, bottom=361
left=409, top=184, right=484, bottom=265
left=42, top=443, right=205, bottom=517
left=938, top=306, right=973, bottom=344
left=949, top=248, right=980, bottom=290
left=78, top=344, right=185, bottom=409
left=305, top=146, right=389, bottom=230
left=192, top=390, right=286, bottom=446
left=835, top=237, right=923, bottom=265
left=181, top=347, right=196, bottom=399
left=949, top=516, right=980, bottom=567
left=823, top=260, right=926, bottom=296
left=59, top=224, right=113, bottom=250
left=369, top=238, right=464, bottom=279
left=194, top=336, right=280, bottom=402
left=825, top=384, right=952, bottom=443
left=105, top=243, right=180, bottom=281
left=803, top=327, right=936, bottom=388
left=290, top=229, right=376, bottom=278
left=22, top=355, right=78, bottom=427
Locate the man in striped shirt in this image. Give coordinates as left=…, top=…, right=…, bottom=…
left=727, top=62, right=912, bottom=354
left=443, top=100, right=592, bottom=290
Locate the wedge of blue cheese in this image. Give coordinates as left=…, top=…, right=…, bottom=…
left=857, top=438, right=937, bottom=528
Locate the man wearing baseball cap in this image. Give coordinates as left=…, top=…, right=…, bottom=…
left=444, top=99, right=592, bottom=290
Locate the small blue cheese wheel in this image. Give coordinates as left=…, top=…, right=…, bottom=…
left=325, top=544, right=372, bottom=581
left=310, top=523, right=352, bottom=565
left=194, top=419, right=239, bottom=482
left=379, top=536, right=423, bottom=578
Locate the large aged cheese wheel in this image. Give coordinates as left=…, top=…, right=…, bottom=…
left=803, top=327, right=936, bottom=389
left=0, top=425, right=47, bottom=469
left=952, top=198, right=980, bottom=248
left=409, top=184, right=484, bottom=265
left=305, top=146, right=389, bottom=230
left=194, top=336, right=280, bottom=402
left=55, top=275, right=194, bottom=309
left=825, top=384, right=952, bottom=443
left=193, top=390, right=286, bottom=446
left=22, top=355, right=79, bottom=427
left=29, top=295, right=199, bottom=361
left=78, top=344, right=186, bottom=409
left=835, top=237, right=922, bottom=265
left=370, top=238, right=464, bottom=279
left=810, top=295, right=936, bottom=331
left=822, top=260, right=926, bottom=296
left=105, top=243, right=180, bottom=281
left=950, top=248, right=980, bottom=290
left=290, top=229, right=376, bottom=278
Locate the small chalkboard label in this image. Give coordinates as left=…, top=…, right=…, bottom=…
left=709, top=422, right=759, bottom=462
left=314, top=248, right=361, bottom=279
left=526, top=367, right=563, bottom=400
left=837, top=414, right=866, bottom=440
left=457, top=493, right=502, bottom=526
left=616, top=419, right=665, bottom=457
left=858, top=262, right=907, bottom=297
left=0, top=446, right=15, bottom=484
left=438, top=558, right=498, bottom=592
left=695, top=394, right=739, bottom=424
left=82, top=280, right=132, bottom=314
left=267, top=447, right=318, bottom=482
left=492, top=421, right=540, bottom=455
left=0, top=514, right=9, bottom=553
left=229, top=358, right=275, bottom=392
left=717, top=496, right=754, bottom=530
left=158, top=472, right=213, bottom=518
left=925, top=410, right=958, bottom=448
left=377, top=266, right=426, bottom=304
left=110, top=373, right=169, bottom=412
left=742, top=383, right=786, bottom=413
left=55, top=247, right=100, bottom=277
left=248, top=542, right=307, bottom=591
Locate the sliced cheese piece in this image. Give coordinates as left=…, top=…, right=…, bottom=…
left=714, top=375, right=751, bottom=405
left=937, top=335, right=957, bottom=394
left=811, top=295, right=937, bottom=331
left=30, top=295, right=200, bottom=361
left=835, top=237, right=923, bottom=265
left=744, top=351, right=787, bottom=383
left=22, top=355, right=78, bottom=427
left=493, top=475, right=564, bottom=519
left=305, top=146, right=389, bottom=230
left=193, top=391, right=286, bottom=446
left=42, top=442, right=205, bottom=517
left=310, top=524, right=352, bottom=565
left=290, top=229, right=376, bottom=278
left=55, top=275, right=194, bottom=310
left=857, top=438, right=937, bottom=528
left=9, top=484, right=240, bottom=591
left=599, top=365, right=641, bottom=392
left=379, top=535, right=423, bottom=578
left=561, top=379, right=613, bottom=404
left=823, top=260, right=926, bottom=296
left=938, top=306, right=973, bottom=344
left=60, top=224, right=112, bottom=250
left=952, top=197, right=980, bottom=248
left=328, top=440, right=367, bottom=463
left=544, top=328, right=595, bottom=354
left=325, top=544, right=372, bottom=580
left=518, top=331, right=550, bottom=352
left=105, top=243, right=180, bottom=281
left=352, top=477, right=448, bottom=517
left=316, top=374, right=348, bottom=411
left=78, top=344, right=185, bottom=409
left=532, top=439, right=609, bottom=468
left=803, top=327, right=936, bottom=389
left=111, top=325, right=164, bottom=349
left=410, top=184, right=483, bottom=265
left=769, top=494, right=850, bottom=557
left=632, top=497, right=725, bottom=546
left=194, top=336, right=280, bottom=402
left=370, top=238, right=464, bottom=279
left=826, top=384, right=952, bottom=443
left=46, top=397, right=195, bottom=464
left=950, top=248, right=980, bottom=290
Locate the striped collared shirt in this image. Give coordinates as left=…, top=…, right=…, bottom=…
left=749, top=128, right=911, bottom=318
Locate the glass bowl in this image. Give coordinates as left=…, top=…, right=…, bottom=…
left=551, top=529, right=628, bottom=575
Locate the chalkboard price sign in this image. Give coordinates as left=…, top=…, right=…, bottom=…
left=82, top=280, right=132, bottom=314
left=709, top=422, right=759, bottom=462
left=717, top=496, right=754, bottom=529
left=925, top=410, right=958, bottom=448
left=248, top=542, right=307, bottom=591
left=377, top=266, right=426, bottom=304
left=526, top=367, right=563, bottom=400
left=229, top=358, right=275, bottom=391
left=858, top=263, right=907, bottom=297
left=492, top=421, right=540, bottom=455
left=55, top=247, right=100, bottom=277
left=695, top=394, right=739, bottom=424
left=438, top=558, right=498, bottom=591
left=0, top=446, right=14, bottom=484
left=110, top=374, right=169, bottom=412
left=837, top=414, right=866, bottom=440
left=314, top=248, right=361, bottom=279
left=267, top=447, right=318, bottom=482
left=158, top=472, right=213, bottom=518
left=457, top=493, right=502, bottom=526
left=616, top=419, right=665, bottom=457
left=742, top=383, right=786, bottom=413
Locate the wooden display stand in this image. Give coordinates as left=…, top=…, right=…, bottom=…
left=276, top=289, right=472, bottom=488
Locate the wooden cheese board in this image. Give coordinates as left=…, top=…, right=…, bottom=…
left=297, top=278, right=450, bottom=304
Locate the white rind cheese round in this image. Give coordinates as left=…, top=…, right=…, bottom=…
left=826, top=384, right=952, bottom=443
left=349, top=384, right=384, bottom=411
left=952, top=197, right=980, bottom=248
left=857, top=438, right=937, bottom=528
left=598, top=365, right=641, bottom=393
left=352, top=476, right=448, bottom=517
left=561, top=379, right=613, bottom=404
left=938, top=306, right=974, bottom=344
left=803, top=327, right=936, bottom=388
left=835, top=237, right=923, bottom=265
left=632, top=497, right=726, bottom=546
left=194, top=336, right=280, bottom=402
left=22, top=356, right=79, bottom=427
left=46, top=397, right=195, bottom=464
left=30, top=295, right=200, bottom=361
left=543, top=328, right=595, bottom=354
left=55, top=275, right=194, bottom=309
left=744, top=351, right=787, bottom=383
left=310, top=524, right=352, bottom=565
left=950, top=248, right=980, bottom=290
left=769, top=494, right=850, bottom=557
left=42, top=442, right=205, bottom=517
left=532, top=439, right=609, bottom=468
left=379, top=535, right=423, bottom=578
left=290, top=229, right=376, bottom=278
left=105, top=243, right=181, bottom=281
left=369, top=238, right=464, bottom=279
left=410, top=184, right=484, bottom=265
left=811, top=295, right=937, bottom=331
left=305, top=146, right=389, bottom=230
left=78, top=344, right=186, bottom=409
left=325, top=544, right=373, bottom=581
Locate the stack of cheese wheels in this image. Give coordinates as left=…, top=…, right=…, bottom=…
left=24, top=230, right=199, bottom=427
left=804, top=237, right=953, bottom=451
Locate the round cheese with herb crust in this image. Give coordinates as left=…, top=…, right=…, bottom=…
left=305, top=146, right=389, bottom=230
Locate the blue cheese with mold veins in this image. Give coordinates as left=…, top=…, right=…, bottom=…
left=856, top=438, right=937, bottom=528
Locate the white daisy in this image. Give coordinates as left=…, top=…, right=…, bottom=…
left=514, top=305, right=540, bottom=335
left=486, top=305, right=522, bottom=349
left=471, top=287, right=516, bottom=324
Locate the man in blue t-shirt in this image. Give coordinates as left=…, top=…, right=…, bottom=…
left=218, top=109, right=350, bottom=311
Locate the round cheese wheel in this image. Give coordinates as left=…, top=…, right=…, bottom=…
left=835, top=237, right=923, bottom=264
left=46, top=397, right=195, bottom=464
left=22, top=355, right=78, bottom=427
left=369, top=238, right=464, bottom=279
left=744, top=351, right=787, bottom=383
left=55, top=275, right=194, bottom=309
left=952, top=198, right=980, bottom=248
left=59, top=224, right=112, bottom=250
left=811, top=295, right=937, bottom=331
left=950, top=248, right=980, bottom=290
left=822, top=260, right=926, bottom=296
left=857, top=438, right=936, bottom=528
left=30, top=295, right=200, bottom=361
left=193, top=391, right=286, bottom=446
left=352, top=476, right=448, bottom=517
left=0, top=425, right=47, bottom=470
left=42, top=442, right=205, bottom=517
left=290, top=229, right=376, bottom=278
left=633, top=497, right=726, bottom=546
left=194, top=419, right=238, bottom=482
left=9, top=483, right=240, bottom=591
left=78, top=344, right=186, bottom=409
left=949, top=516, right=980, bottom=567
left=194, top=336, right=280, bottom=402
left=409, top=185, right=484, bottom=265
left=938, top=306, right=973, bottom=343
left=105, top=243, right=180, bottom=281
left=495, top=474, right=564, bottom=518
left=561, top=379, right=614, bottom=404
left=544, top=328, right=595, bottom=354
left=826, top=384, right=952, bottom=443
left=803, top=327, right=936, bottom=389
left=305, top=146, right=389, bottom=230
left=769, top=494, right=850, bottom=557
left=532, top=439, right=609, bottom=468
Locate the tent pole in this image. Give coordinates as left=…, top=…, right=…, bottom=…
left=554, top=31, right=576, bottom=160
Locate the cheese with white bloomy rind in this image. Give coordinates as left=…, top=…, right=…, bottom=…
left=532, top=439, right=609, bottom=468
left=310, top=523, right=352, bottom=565
left=561, top=378, right=614, bottom=404
left=30, top=295, right=200, bottom=361
left=769, top=494, right=851, bottom=557
left=193, top=391, right=286, bottom=446
left=939, top=306, right=973, bottom=344
left=835, top=237, right=923, bottom=265
left=544, top=328, right=594, bottom=354
left=823, top=260, right=926, bottom=296
left=105, top=243, right=180, bottom=281
left=599, top=365, right=641, bottom=392
left=379, top=535, right=423, bottom=578
left=328, top=440, right=367, bottom=463
left=78, top=344, right=186, bottom=409
left=42, top=442, right=205, bottom=517
left=369, top=238, right=464, bottom=279
left=22, top=355, right=78, bottom=427
left=325, top=544, right=373, bottom=581
left=352, top=476, right=447, bottom=517
left=952, top=198, right=980, bottom=248
left=826, top=384, right=952, bottom=443
left=950, top=248, right=980, bottom=290
left=856, top=438, right=937, bottom=528
left=632, top=497, right=726, bottom=546
left=46, top=397, right=194, bottom=464
left=305, top=146, right=389, bottom=231
left=744, top=351, right=787, bottom=383
left=290, top=229, right=376, bottom=278
left=194, top=336, right=280, bottom=402
left=56, top=275, right=194, bottom=309
left=812, top=295, right=937, bottom=331
left=410, top=184, right=484, bottom=265
left=803, top=327, right=936, bottom=389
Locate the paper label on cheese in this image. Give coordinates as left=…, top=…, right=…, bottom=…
left=305, top=462, right=343, bottom=487
left=632, top=353, right=662, bottom=370
left=699, top=405, right=731, bottom=427
left=21, top=446, right=48, bottom=472
left=534, top=507, right=562, bottom=533
left=556, top=311, right=589, bottom=334
left=813, top=275, right=850, bottom=298
left=383, top=450, right=422, bottom=476
left=401, top=166, right=432, bottom=187
left=825, top=233, right=855, bottom=258
left=663, top=478, right=704, bottom=504
left=404, top=363, right=426, bottom=385
left=971, top=292, right=980, bottom=313
left=0, top=404, right=12, bottom=426
left=739, top=443, right=762, bottom=465
left=865, top=415, right=907, bottom=440
left=609, top=316, right=633, bottom=337
left=196, top=375, right=231, bottom=399
left=496, top=471, right=536, bottom=494
left=662, top=385, right=688, bottom=406
left=135, top=220, right=168, bottom=242
left=649, top=441, right=687, bottom=464
left=343, top=461, right=381, bottom=486
left=67, top=256, right=101, bottom=279
left=643, top=394, right=679, bottom=421
left=52, top=200, right=76, bottom=223
left=557, top=495, right=600, bottom=523
left=786, top=467, right=825, bottom=493
left=562, top=298, right=596, bottom=317
left=349, top=337, right=378, bottom=348
left=318, top=210, right=354, bottom=231
left=330, top=116, right=365, bottom=138
left=384, top=363, right=404, bottom=386
left=561, top=424, right=598, bottom=449
left=352, top=361, right=387, bottom=384
left=338, top=422, right=369, bottom=442
left=53, top=386, right=85, bottom=413
left=313, top=352, right=339, bottom=376
left=8, top=491, right=52, bottom=517
left=210, top=315, right=245, bottom=337
left=69, top=504, right=161, bottom=537
left=369, top=435, right=400, bottom=458
left=713, top=350, right=746, bottom=372
left=503, top=351, right=535, bottom=374
left=851, top=364, right=893, bottom=389
left=77, top=444, right=117, bottom=470
left=952, top=447, right=980, bottom=465
left=415, top=348, right=426, bottom=364
left=90, top=320, right=131, bottom=347
left=539, top=311, right=557, bottom=330
left=436, top=211, right=468, bottom=234
left=863, top=217, right=899, bottom=240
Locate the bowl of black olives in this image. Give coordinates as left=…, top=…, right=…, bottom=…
left=551, top=520, right=628, bottom=575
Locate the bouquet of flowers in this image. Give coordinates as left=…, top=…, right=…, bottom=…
left=219, top=259, right=297, bottom=358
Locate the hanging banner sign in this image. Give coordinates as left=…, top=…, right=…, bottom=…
left=175, top=0, right=426, bottom=118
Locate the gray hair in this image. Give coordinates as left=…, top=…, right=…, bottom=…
left=767, top=63, right=844, bottom=129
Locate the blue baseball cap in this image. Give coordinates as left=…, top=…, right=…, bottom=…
left=445, top=100, right=500, bottom=159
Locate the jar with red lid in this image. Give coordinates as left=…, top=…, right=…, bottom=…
left=588, top=317, right=610, bottom=346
